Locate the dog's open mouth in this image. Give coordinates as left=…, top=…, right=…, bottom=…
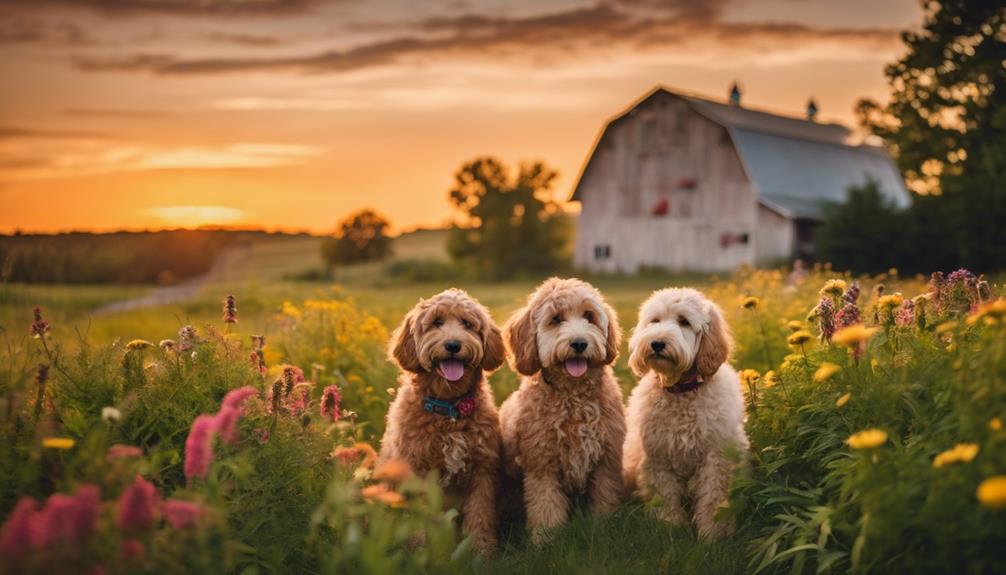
left=436, top=358, right=465, bottom=382
left=564, top=357, right=588, bottom=377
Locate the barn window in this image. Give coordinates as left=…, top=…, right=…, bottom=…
left=594, top=245, right=612, bottom=260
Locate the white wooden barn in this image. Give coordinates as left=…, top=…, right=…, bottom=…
left=570, top=85, right=910, bottom=273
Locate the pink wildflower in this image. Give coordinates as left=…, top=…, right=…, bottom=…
left=184, top=414, right=217, bottom=481
left=29, top=484, right=100, bottom=550
left=0, top=498, right=38, bottom=559
left=214, top=406, right=242, bottom=444
left=282, top=365, right=305, bottom=396
left=896, top=299, right=916, bottom=327
left=221, top=386, right=258, bottom=411
left=106, top=444, right=143, bottom=462
left=117, top=476, right=159, bottom=531
left=178, top=325, right=198, bottom=352
left=320, top=385, right=341, bottom=422
left=162, top=500, right=207, bottom=530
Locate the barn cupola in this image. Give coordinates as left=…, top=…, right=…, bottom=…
left=729, top=82, right=742, bottom=106
left=806, top=98, right=819, bottom=121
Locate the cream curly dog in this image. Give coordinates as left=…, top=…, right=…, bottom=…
left=623, top=288, right=748, bottom=538
left=499, top=278, right=625, bottom=543
left=379, top=289, right=506, bottom=554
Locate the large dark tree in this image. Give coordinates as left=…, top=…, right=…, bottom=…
left=447, top=157, right=568, bottom=279
left=321, top=209, right=392, bottom=271
left=856, top=0, right=1006, bottom=271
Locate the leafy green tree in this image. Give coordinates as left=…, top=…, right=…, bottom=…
left=856, top=0, right=1006, bottom=271
left=321, top=209, right=392, bottom=272
left=446, top=157, right=568, bottom=279
left=816, top=180, right=913, bottom=274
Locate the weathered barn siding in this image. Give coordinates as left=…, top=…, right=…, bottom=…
left=574, top=91, right=758, bottom=273
left=754, top=204, right=794, bottom=264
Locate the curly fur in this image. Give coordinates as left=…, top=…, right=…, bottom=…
left=499, top=278, right=626, bottom=544
left=379, top=289, right=505, bottom=554
left=622, top=287, right=749, bottom=538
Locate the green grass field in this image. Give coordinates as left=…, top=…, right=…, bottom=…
left=2, top=232, right=1004, bottom=574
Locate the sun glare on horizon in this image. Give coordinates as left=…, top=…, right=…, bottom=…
left=145, top=205, right=249, bottom=229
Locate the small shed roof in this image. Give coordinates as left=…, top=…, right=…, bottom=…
left=571, top=86, right=911, bottom=219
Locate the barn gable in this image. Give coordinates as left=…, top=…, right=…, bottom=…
left=572, top=86, right=910, bottom=220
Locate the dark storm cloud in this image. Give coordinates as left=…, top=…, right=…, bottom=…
left=70, top=2, right=901, bottom=76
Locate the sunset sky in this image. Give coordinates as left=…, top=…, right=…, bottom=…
left=0, top=0, right=923, bottom=234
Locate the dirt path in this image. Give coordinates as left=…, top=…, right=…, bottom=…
left=92, top=245, right=251, bottom=315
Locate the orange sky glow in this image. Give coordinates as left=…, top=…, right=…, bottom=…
left=0, top=0, right=923, bottom=234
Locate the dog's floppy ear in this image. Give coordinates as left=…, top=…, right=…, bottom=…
left=503, top=304, right=540, bottom=376
left=389, top=305, right=422, bottom=372
left=480, top=312, right=506, bottom=372
left=695, top=301, right=732, bottom=378
left=627, top=325, right=649, bottom=378
left=602, top=301, right=622, bottom=365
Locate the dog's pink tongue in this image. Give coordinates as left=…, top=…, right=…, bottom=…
left=438, top=359, right=465, bottom=382
left=565, top=357, right=588, bottom=377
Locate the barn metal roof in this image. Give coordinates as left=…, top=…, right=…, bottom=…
left=571, top=86, right=911, bottom=219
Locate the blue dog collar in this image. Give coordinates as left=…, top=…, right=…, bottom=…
left=422, top=392, right=476, bottom=420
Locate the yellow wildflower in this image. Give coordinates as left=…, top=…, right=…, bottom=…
left=846, top=428, right=888, bottom=449
left=281, top=301, right=302, bottom=318
left=820, top=279, right=847, bottom=298
left=786, top=320, right=804, bottom=332
left=739, top=369, right=760, bottom=387
left=935, top=321, right=957, bottom=335
left=968, top=299, right=1006, bottom=326
left=832, top=325, right=879, bottom=348
left=835, top=393, right=851, bottom=407
left=976, top=476, right=1006, bottom=510
left=762, top=370, right=779, bottom=388
left=877, top=293, right=904, bottom=311
left=742, top=296, right=760, bottom=310
left=814, top=362, right=841, bottom=382
left=933, top=443, right=980, bottom=468
left=42, top=437, right=75, bottom=450
left=788, top=330, right=813, bottom=346
left=989, top=418, right=1002, bottom=432
left=125, top=339, right=153, bottom=351
left=870, top=358, right=880, bottom=374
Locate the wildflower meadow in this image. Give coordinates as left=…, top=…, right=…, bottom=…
left=1, top=265, right=1004, bottom=574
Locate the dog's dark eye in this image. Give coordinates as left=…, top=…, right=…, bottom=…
left=432, top=317, right=444, bottom=328
left=550, top=314, right=563, bottom=325
left=583, top=310, right=594, bottom=322
left=678, top=316, right=691, bottom=328
left=461, top=319, right=473, bottom=330
left=650, top=317, right=661, bottom=324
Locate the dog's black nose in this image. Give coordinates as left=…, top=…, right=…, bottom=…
left=570, top=340, right=588, bottom=354
left=650, top=340, right=667, bottom=353
left=444, top=340, right=462, bottom=354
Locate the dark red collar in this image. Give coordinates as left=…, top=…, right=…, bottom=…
left=665, top=369, right=706, bottom=394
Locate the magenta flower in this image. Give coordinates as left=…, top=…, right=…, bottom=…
left=214, top=406, right=242, bottom=444
left=320, top=385, right=342, bottom=422
left=106, top=444, right=143, bottom=462
left=184, top=414, right=217, bottom=481
left=221, top=386, right=258, bottom=411
left=162, top=500, right=207, bottom=530
left=0, top=498, right=38, bottom=559
left=29, top=484, right=100, bottom=550
left=117, top=476, right=159, bottom=531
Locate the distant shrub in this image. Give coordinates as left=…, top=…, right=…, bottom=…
left=383, top=258, right=463, bottom=283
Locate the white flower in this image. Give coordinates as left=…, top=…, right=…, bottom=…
left=102, top=406, right=121, bottom=423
